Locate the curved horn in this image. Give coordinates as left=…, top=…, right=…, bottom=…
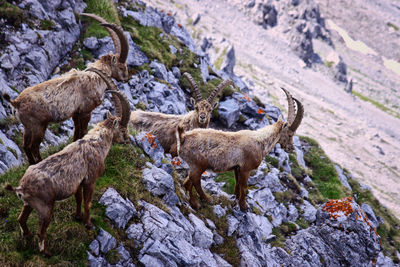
left=86, top=68, right=122, bottom=119
left=290, top=97, right=304, bottom=132
left=207, top=79, right=234, bottom=103
left=100, top=23, right=129, bottom=63
left=280, top=87, right=296, bottom=125
left=80, top=13, right=121, bottom=55
left=109, top=90, right=131, bottom=129
left=182, top=72, right=202, bottom=102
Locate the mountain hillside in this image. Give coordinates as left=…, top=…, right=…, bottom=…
left=0, top=0, right=399, bottom=266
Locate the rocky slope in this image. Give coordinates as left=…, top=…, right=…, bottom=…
left=144, top=0, right=400, bottom=220
left=0, top=0, right=399, bottom=266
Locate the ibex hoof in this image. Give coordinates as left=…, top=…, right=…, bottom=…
left=239, top=203, right=249, bottom=211
left=201, top=195, right=212, bottom=204
left=85, top=223, right=95, bottom=230
left=41, top=249, right=52, bottom=258
left=190, top=200, right=201, bottom=210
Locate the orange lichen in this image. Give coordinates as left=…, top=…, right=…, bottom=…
left=142, top=133, right=157, bottom=148
left=171, top=157, right=181, bottom=166
left=321, top=197, right=354, bottom=220
left=167, top=12, right=172, bottom=16
left=242, top=94, right=251, bottom=101
left=202, top=171, right=207, bottom=175
left=177, top=23, right=182, bottom=28
left=257, top=108, right=265, bottom=114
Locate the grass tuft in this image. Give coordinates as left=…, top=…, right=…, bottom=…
left=83, top=0, right=120, bottom=38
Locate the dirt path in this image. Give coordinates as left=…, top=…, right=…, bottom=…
left=144, top=0, right=400, bottom=218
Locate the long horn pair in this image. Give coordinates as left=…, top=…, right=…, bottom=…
left=280, top=87, right=303, bottom=132
left=80, top=13, right=129, bottom=63
left=85, top=68, right=130, bottom=128
left=207, top=79, right=234, bottom=103
left=182, top=72, right=202, bottom=102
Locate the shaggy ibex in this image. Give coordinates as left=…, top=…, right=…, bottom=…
left=5, top=86, right=131, bottom=257
left=177, top=88, right=304, bottom=210
left=130, top=73, right=234, bottom=156
left=3, top=13, right=129, bottom=164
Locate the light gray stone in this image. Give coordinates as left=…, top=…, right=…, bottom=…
left=189, top=214, right=214, bottom=249
left=218, top=98, right=240, bottom=128
left=301, top=200, right=317, bottom=223
left=213, top=205, right=226, bottom=218
left=97, top=228, right=117, bottom=254
left=99, top=188, right=137, bottom=229
left=335, top=165, right=352, bottom=191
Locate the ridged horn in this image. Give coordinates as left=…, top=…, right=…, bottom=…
left=182, top=72, right=202, bottom=102
left=280, top=87, right=296, bottom=125
left=290, top=97, right=304, bottom=132
left=80, top=13, right=121, bottom=55
left=207, top=79, right=234, bottom=103
left=100, top=23, right=129, bottom=63
left=86, top=68, right=122, bottom=119
left=109, top=90, right=131, bottom=129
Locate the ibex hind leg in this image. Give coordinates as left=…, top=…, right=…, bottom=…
left=30, top=124, right=47, bottom=164
left=191, top=169, right=211, bottom=204
left=36, top=202, right=54, bottom=257
left=74, top=184, right=83, bottom=221
left=22, top=128, right=35, bottom=165
left=18, top=204, right=33, bottom=237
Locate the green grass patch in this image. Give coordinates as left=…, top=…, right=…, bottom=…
left=214, top=47, right=228, bottom=70
left=387, top=22, right=399, bottom=31
left=300, top=136, right=348, bottom=199
left=353, top=91, right=400, bottom=119
left=0, top=141, right=160, bottom=265
left=0, top=0, right=23, bottom=27
left=83, top=0, right=120, bottom=38
left=215, top=172, right=235, bottom=195
left=265, top=155, right=279, bottom=169
left=40, top=19, right=56, bottom=30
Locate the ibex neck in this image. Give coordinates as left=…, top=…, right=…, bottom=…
left=83, top=126, right=114, bottom=160
left=87, top=61, right=113, bottom=76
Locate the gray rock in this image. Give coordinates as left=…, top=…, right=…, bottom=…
left=213, top=205, right=226, bottom=218
left=287, top=204, right=299, bottom=222
left=99, top=188, right=137, bottom=229
left=292, top=136, right=306, bottom=168
left=126, top=223, right=144, bottom=243
left=335, top=165, right=352, bottom=191
left=142, top=164, right=179, bottom=206
left=361, top=203, right=379, bottom=228
left=140, top=254, right=165, bottom=267
left=116, top=245, right=135, bottom=266
left=301, top=200, right=317, bottom=223
left=87, top=252, right=108, bottom=267
left=213, top=230, right=224, bottom=245
left=218, top=98, right=240, bottom=128
left=149, top=61, right=178, bottom=86
left=221, top=45, right=236, bottom=77
left=172, top=66, right=181, bottom=78
left=89, top=239, right=100, bottom=256
left=227, top=214, right=240, bottom=236
left=300, top=187, right=309, bottom=199
left=169, top=45, right=178, bottom=54
left=279, top=199, right=381, bottom=266
left=192, top=13, right=201, bottom=25
left=189, top=214, right=214, bottom=249
left=199, top=57, right=210, bottom=83
left=135, top=132, right=165, bottom=166
left=334, top=56, right=348, bottom=83
left=97, top=228, right=117, bottom=254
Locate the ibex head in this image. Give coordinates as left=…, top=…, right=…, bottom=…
left=182, top=73, right=234, bottom=127
left=86, top=68, right=131, bottom=144
left=81, top=13, right=130, bottom=81
left=278, top=88, right=304, bottom=152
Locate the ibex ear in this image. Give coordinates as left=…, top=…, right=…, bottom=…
left=277, top=114, right=284, bottom=122
left=113, top=119, right=119, bottom=127
left=212, top=102, right=219, bottom=109
left=106, top=110, right=112, bottom=118
left=190, top=97, right=196, bottom=106
left=111, top=55, right=117, bottom=64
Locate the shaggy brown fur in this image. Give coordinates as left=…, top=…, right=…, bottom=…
left=5, top=113, right=126, bottom=257
left=177, top=88, right=304, bottom=211
left=4, top=15, right=129, bottom=165
left=130, top=73, right=234, bottom=156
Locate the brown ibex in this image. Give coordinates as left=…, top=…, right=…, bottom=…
left=177, top=88, right=304, bottom=211
left=4, top=80, right=131, bottom=257
left=3, top=13, right=129, bottom=164
left=130, top=73, right=234, bottom=156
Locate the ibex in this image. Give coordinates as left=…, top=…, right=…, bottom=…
left=4, top=76, right=131, bottom=257
left=177, top=88, right=304, bottom=210
left=130, top=72, right=234, bottom=156
left=3, top=13, right=129, bottom=164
